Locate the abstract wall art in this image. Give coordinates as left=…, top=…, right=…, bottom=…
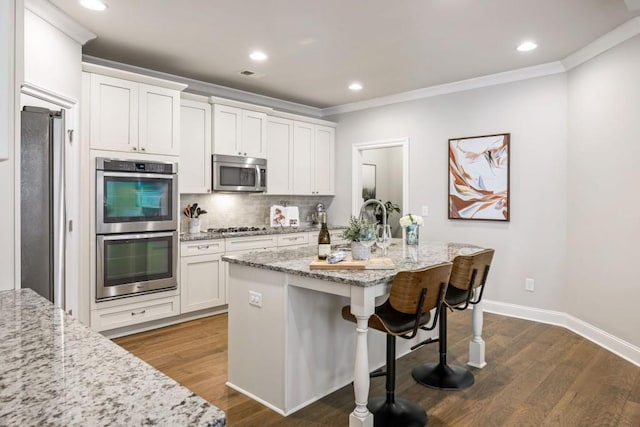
left=448, top=133, right=510, bottom=221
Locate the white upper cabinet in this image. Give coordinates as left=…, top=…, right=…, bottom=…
left=213, top=104, right=241, bottom=156
left=242, top=110, right=267, bottom=157
left=180, top=98, right=212, bottom=194
left=313, top=125, right=335, bottom=195
left=292, top=121, right=314, bottom=195
left=86, top=65, right=185, bottom=156
left=213, top=104, right=266, bottom=158
left=139, top=84, right=180, bottom=155
left=291, top=121, right=335, bottom=195
left=266, top=116, right=294, bottom=194
left=90, top=74, right=139, bottom=153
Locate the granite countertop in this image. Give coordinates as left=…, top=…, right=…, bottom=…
left=0, top=289, right=225, bottom=426
left=222, top=239, right=482, bottom=287
left=181, top=224, right=347, bottom=242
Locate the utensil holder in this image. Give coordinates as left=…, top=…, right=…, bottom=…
left=188, top=218, right=201, bottom=234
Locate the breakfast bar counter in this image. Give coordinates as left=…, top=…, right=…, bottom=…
left=223, top=240, right=487, bottom=427
left=0, top=289, right=226, bottom=426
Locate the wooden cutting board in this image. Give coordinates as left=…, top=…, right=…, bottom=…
left=309, top=257, right=395, bottom=270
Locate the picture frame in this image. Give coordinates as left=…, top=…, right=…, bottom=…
left=448, top=133, right=510, bottom=221
left=361, top=163, right=377, bottom=200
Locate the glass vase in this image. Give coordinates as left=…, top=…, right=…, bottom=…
left=405, top=224, right=419, bottom=246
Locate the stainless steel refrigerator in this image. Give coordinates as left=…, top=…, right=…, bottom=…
left=20, top=106, right=65, bottom=308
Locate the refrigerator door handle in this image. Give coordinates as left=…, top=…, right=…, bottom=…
left=52, top=111, right=66, bottom=310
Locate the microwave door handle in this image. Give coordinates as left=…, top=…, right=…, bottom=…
left=256, top=164, right=263, bottom=190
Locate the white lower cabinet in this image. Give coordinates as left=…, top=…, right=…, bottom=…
left=180, top=240, right=226, bottom=314
left=308, top=229, right=348, bottom=246
left=277, top=233, right=309, bottom=248
left=91, top=295, right=180, bottom=332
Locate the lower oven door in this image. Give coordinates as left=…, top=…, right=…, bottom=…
left=96, top=231, right=178, bottom=301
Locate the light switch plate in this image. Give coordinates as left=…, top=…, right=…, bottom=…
left=421, top=206, right=429, bottom=216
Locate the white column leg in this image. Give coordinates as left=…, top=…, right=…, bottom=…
left=349, top=315, right=374, bottom=427
left=468, top=300, right=486, bottom=368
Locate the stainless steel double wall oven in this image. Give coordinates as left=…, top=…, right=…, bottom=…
left=95, top=158, right=179, bottom=301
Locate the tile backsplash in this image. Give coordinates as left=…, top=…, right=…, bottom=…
left=180, top=193, right=336, bottom=230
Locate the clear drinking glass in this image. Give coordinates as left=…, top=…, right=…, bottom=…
left=376, top=224, right=392, bottom=256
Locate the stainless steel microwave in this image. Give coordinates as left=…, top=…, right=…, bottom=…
left=212, top=154, right=266, bottom=192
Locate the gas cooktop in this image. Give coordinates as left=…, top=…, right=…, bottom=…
left=207, top=226, right=267, bottom=233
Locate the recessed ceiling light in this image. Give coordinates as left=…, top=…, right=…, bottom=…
left=80, top=0, right=107, bottom=11
left=249, top=51, right=268, bottom=61
left=349, top=82, right=363, bottom=91
left=517, top=41, right=538, bottom=52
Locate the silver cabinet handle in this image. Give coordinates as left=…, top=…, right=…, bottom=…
left=197, top=245, right=211, bottom=250
left=132, top=146, right=137, bottom=151
left=244, top=152, right=247, bottom=156
left=140, top=147, right=146, bottom=152
left=131, top=310, right=146, bottom=316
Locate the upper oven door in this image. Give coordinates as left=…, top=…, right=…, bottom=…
left=212, top=155, right=266, bottom=192
left=96, top=170, right=178, bottom=234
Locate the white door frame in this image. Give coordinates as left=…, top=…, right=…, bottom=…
left=351, top=137, right=410, bottom=217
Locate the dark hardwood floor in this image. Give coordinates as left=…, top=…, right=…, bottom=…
left=114, top=311, right=639, bottom=426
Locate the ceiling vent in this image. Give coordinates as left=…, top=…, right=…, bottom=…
left=238, top=69, right=265, bottom=79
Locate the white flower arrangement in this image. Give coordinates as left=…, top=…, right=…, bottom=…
left=399, top=213, right=424, bottom=227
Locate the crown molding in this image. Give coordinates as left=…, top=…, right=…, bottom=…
left=82, top=62, right=188, bottom=91
left=562, top=17, right=640, bottom=71
left=24, top=0, right=95, bottom=45
left=82, top=55, right=324, bottom=118
left=320, top=62, right=565, bottom=117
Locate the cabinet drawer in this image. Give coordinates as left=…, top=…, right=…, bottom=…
left=308, top=230, right=347, bottom=245
left=225, top=235, right=278, bottom=253
left=277, top=233, right=309, bottom=247
left=181, top=239, right=225, bottom=256
left=91, top=295, right=180, bottom=332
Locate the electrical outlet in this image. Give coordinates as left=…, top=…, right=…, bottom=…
left=421, top=206, right=429, bottom=216
left=249, top=290, right=262, bottom=307
left=525, top=278, right=535, bottom=292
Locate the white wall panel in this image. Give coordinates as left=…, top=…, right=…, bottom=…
left=567, top=34, right=640, bottom=347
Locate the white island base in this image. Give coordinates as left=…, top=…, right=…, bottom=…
left=227, top=263, right=485, bottom=425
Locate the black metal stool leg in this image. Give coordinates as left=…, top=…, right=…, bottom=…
left=411, top=307, right=474, bottom=390
left=368, top=334, right=428, bottom=427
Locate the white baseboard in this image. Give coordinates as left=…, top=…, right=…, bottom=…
left=225, top=381, right=287, bottom=416
left=482, top=300, right=640, bottom=367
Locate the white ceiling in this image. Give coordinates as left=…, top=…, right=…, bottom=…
left=50, top=0, right=640, bottom=108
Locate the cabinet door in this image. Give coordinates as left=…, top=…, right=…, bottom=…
left=266, top=116, right=293, bottom=194
left=292, top=121, right=314, bottom=195
left=181, top=253, right=225, bottom=313
left=213, top=104, right=242, bottom=155
left=139, top=84, right=180, bottom=155
left=242, top=110, right=267, bottom=158
left=180, top=99, right=212, bottom=193
left=90, top=74, right=139, bottom=152
left=313, top=125, right=335, bottom=195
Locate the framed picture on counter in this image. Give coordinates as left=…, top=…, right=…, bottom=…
left=448, top=133, right=510, bottom=221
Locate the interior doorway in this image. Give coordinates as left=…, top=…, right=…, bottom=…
left=352, top=138, right=409, bottom=238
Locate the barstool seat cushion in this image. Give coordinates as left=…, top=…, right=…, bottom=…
left=444, top=285, right=468, bottom=307
left=342, top=300, right=431, bottom=336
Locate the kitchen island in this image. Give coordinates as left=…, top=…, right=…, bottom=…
left=0, top=289, right=226, bottom=426
left=223, top=240, right=487, bottom=427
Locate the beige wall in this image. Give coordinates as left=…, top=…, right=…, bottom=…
left=329, top=73, right=569, bottom=312
left=567, top=34, right=640, bottom=347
